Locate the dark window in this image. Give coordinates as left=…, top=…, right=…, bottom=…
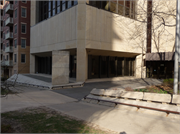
left=48, top=0, right=51, bottom=18
left=21, top=7, right=26, bottom=17
left=6, top=42, right=9, bottom=47
left=14, top=39, right=17, bottom=48
left=21, top=54, right=26, bottom=63
left=53, top=0, right=56, bottom=8
left=57, top=1, right=61, bottom=13
left=48, top=1, right=51, bottom=11
left=22, top=1, right=26, bottom=3
left=3, top=33, right=5, bottom=39
left=15, top=9, right=17, bottom=18
left=57, top=1, right=60, bottom=6
left=52, top=9, right=56, bottom=16
left=21, top=39, right=26, bottom=48
left=38, top=0, right=78, bottom=22
left=15, top=1, right=17, bottom=4
left=67, top=0, right=72, bottom=8
left=88, top=0, right=136, bottom=19
left=14, top=54, right=17, bottom=62
left=57, top=6, right=60, bottom=13
left=14, top=25, right=17, bottom=34
left=21, top=24, right=26, bottom=33
left=73, top=0, right=78, bottom=5
left=3, top=44, right=5, bottom=51
left=7, top=55, right=9, bottom=61
left=62, top=0, right=66, bottom=11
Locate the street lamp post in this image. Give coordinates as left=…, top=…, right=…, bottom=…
left=174, top=0, right=180, bottom=94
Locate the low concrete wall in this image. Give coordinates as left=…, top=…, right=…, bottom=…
left=52, top=51, right=69, bottom=85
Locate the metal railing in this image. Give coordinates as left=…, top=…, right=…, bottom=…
left=5, top=17, right=13, bottom=26
left=5, top=46, right=13, bottom=53
left=5, top=32, right=13, bottom=40
left=5, top=4, right=13, bottom=13
left=1, top=60, right=13, bottom=66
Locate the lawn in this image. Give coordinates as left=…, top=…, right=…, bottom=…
left=1, top=107, right=111, bottom=133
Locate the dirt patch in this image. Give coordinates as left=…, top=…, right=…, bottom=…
left=147, top=85, right=173, bottom=94
left=1, top=117, right=24, bottom=133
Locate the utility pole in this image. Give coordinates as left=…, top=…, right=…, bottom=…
left=174, top=0, right=180, bottom=94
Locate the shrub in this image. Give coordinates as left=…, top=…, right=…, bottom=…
left=163, top=78, right=173, bottom=87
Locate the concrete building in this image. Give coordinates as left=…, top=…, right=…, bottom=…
left=1, top=0, right=31, bottom=78
left=145, top=0, right=176, bottom=79
left=30, top=0, right=148, bottom=85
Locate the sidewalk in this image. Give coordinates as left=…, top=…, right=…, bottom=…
left=1, top=85, right=180, bottom=134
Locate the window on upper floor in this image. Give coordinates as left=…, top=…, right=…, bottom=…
left=67, top=0, right=72, bottom=9
left=14, top=39, right=17, bottom=48
left=6, top=42, right=9, bottom=47
left=15, top=9, right=17, bottom=18
left=62, top=0, right=66, bottom=11
left=6, top=55, right=8, bottom=61
left=14, top=54, right=17, bottom=63
left=21, top=54, right=26, bottom=63
left=22, top=1, right=27, bottom=3
left=87, top=0, right=136, bottom=19
left=52, top=0, right=56, bottom=16
left=38, top=0, right=78, bottom=23
left=21, top=7, right=26, bottom=17
left=14, top=25, right=17, bottom=34
left=3, top=44, right=5, bottom=51
left=21, top=38, right=26, bottom=48
left=21, top=23, right=26, bottom=34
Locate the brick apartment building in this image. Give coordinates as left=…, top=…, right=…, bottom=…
left=1, top=0, right=30, bottom=78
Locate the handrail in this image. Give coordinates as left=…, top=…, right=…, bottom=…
left=85, top=96, right=180, bottom=114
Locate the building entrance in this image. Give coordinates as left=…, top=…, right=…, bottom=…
left=88, top=55, right=135, bottom=79
left=146, top=61, right=174, bottom=79
left=36, top=56, right=52, bottom=74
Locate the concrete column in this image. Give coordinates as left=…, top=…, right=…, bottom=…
left=76, top=44, right=88, bottom=82
left=135, top=54, right=146, bottom=78
left=52, top=51, right=69, bottom=85
left=76, top=1, right=87, bottom=82
left=30, top=54, right=35, bottom=74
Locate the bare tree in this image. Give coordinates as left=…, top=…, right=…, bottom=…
left=1, top=61, right=28, bottom=96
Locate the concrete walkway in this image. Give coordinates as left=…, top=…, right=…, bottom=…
left=7, top=74, right=81, bottom=89
left=1, top=85, right=179, bottom=134
left=53, top=78, right=163, bottom=100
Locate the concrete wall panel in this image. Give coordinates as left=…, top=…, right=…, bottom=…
left=30, top=6, right=77, bottom=54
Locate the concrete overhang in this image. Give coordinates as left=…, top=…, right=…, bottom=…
left=86, top=49, right=141, bottom=58
left=146, top=52, right=174, bottom=61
